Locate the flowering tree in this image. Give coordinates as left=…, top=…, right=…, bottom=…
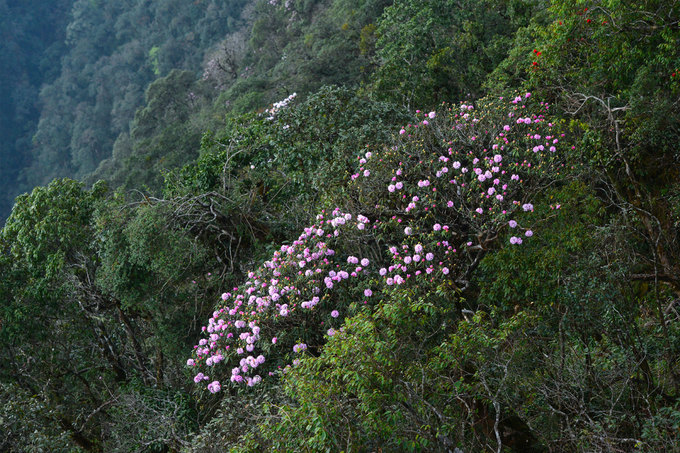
left=187, top=92, right=565, bottom=395
left=187, top=207, right=374, bottom=390
left=351, top=93, right=563, bottom=296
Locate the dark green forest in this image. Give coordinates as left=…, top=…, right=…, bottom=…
left=1, top=0, right=679, bottom=451
left=0, top=0, right=72, bottom=223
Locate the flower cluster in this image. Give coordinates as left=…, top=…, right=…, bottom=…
left=357, top=94, right=561, bottom=243
left=346, top=95, right=564, bottom=295
left=264, top=93, right=297, bottom=120
left=188, top=208, right=373, bottom=391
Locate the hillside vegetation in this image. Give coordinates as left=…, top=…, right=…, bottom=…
left=1, top=0, right=679, bottom=451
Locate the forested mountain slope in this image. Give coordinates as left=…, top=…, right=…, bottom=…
left=0, top=0, right=73, bottom=224
left=1, top=0, right=679, bottom=451
left=26, top=0, right=249, bottom=185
